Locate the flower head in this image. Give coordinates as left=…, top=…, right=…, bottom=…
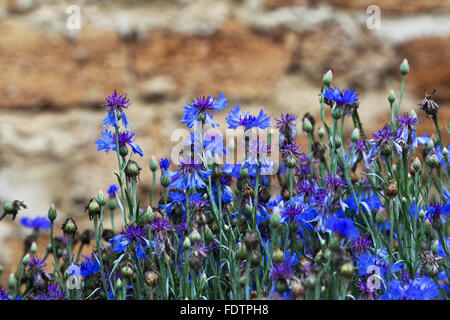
left=181, top=93, right=228, bottom=128
left=167, top=157, right=212, bottom=191
left=226, top=105, right=271, bottom=130
left=326, top=215, right=359, bottom=239
left=382, top=276, right=439, bottom=300
left=20, top=216, right=51, bottom=231
left=106, top=184, right=119, bottom=198
left=159, top=158, right=171, bottom=172
left=102, top=90, right=131, bottom=128
left=96, top=129, right=143, bottom=157
left=110, top=225, right=150, bottom=260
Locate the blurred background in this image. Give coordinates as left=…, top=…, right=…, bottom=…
left=0, top=0, right=449, bottom=279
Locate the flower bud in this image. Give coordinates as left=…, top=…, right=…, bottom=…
left=86, top=199, right=101, bottom=220
left=115, top=278, right=123, bottom=291
left=183, top=237, right=191, bottom=250
left=119, top=145, right=128, bottom=157
left=318, top=127, right=325, bottom=138
left=351, top=128, right=360, bottom=143
left=331, top=106, right=343, bottom=120
left=375, top=210, right=386, bottom=225
left=250, top=252, right=261, bottom=267
left=188, top=228, right=201, bottom=243
left=149, top=157, right=158, bottom=172
left=426, top=152, right=439, bottom=168
left=160, top=173, right=170, bottom=187
left=411, top=157, right=421, bottom=174
left=107, top=198, right=117, bottom=211
left=145, top=270, right=160, bottom=287
left=334, top=134, right=342, bottom=149
left=29, top=242, right=37, bottom=255
left=303, top=118, right=313, bottom=133
left=385, top=180, right=398, bottom=198
left=144, top=206, right=155, bottom=223
left=272, top=247, right=285, bottom=263
left=236, top=244, right=248, bottom=260
left=204, top=225, right=214, bottom=242
left=3, top=202, right=14, bottom=214
left=431, top=241, right=439, bottom=254
left=381, top=144, right=393, bottom=157
left=286, top=157, right=297, bottom=169
left=125, top=160, right=141, bottom=179
left=419, top=210, right=426, bottom=220
left=400, top=59, right=410, bottom=75
left=120, top=266, right=134, bottom=279
left=48, top=204, right=57, bottom=222
left=322, top=70, right=333, bottom=86
left=388, top=90, right=396, bottom=103
left=276, top=280, right=288, bottom=293
left=339, top=262, right=354, bottom=279
left=22, top=253, right=30, bottom=266
left=61, top=218, right=77, bottom=237
left=427, top=140, right=434, bottom=151
left=97, top=190, right=106, bottom=207
left=270, top=210, right=281, bottom=228
left=8, top=274, right=16, bottom=291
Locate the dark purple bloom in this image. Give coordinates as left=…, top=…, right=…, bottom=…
left=351, top=235, right=373, bottom=255
left=275, top=113, right=297, bottom=145
left=20, top=216, right=51, bottom=231
left=151, top=217, right=173, bottom=241
left=280, top=143, right=302, bottom=160
left=367, top=124, right=402, bottom=164
left=96, top=129, right=143, bottom=157
left=181, top=93, right=228, bottom=128
left=226, top=105, right=271, bottom=130
left=357, top=279, right=379, bottom=300
left=323, top=174, right=347, bottom=194
left=270, top=258, right=295, bottom=281
left=35, top=283, right=66, bottom=300
left=103, top=90, right=131, bottom=128
left=0, top=288, right=12, bottom=300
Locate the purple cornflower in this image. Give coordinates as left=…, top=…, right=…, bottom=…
left=189, top=193, right=209, bottom=210
left=102, top=90, right=131, bottom=128
left=296, top=181, right=316, bottom=201
left=0, top=288, right=12, bottom=300
left=159, top=158, right=171, bottom=172
left=357, top=279, right=379, bottom=300
left=426, top=201, right=449, bottom=224
left=280, top=143, right=302, bottom=161
left=106, top=184, right=119, bottom=198
left=326, top=215, right=359, bottom=239
left=109, top=225, right=150, bottom=260
left=35, top=283, right=66, bottom=300
left=275, top=113, right=297, bottom=145
left=191, top=241, right=209, bottom=258
left=27, top=255, right=47, bottom=271
left=181, top=93, right=228, bottom=128
left=226, top=105, right=271, bottom=130
left=167, top=156, right=212, bottom=191
left=279, top=195, right=316, bottom=231
left=323, top=174, right=347, bottom=194
left=367, top=124, right=402, bottom=164
left=351, top=235, right=373, bottom=255
left=270, top=258, right=295, bottom=281
left=396, top=113, right=418, bottom=150
left=20, top=216, right=51, bottom=231
left=96, top=129, right=143, bottom=157
left=151, top=217, right=173, bottom=241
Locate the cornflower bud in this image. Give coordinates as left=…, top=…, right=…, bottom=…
left=86, top=198, right=101, bottom=220
left=107, top=198, right=117, bottom=211
left=149, top=157, right=158, bottom=172
left=204, top=225, right=214, bottom=242
left=115, top=278, right=123, bottom=291
left=61, top=218, right=77, bottom=237
left=29, top=242, right=37, bottom=255
left=272, top=247, right=285, bottom=263
left=183, top=237, right=191, bottom=250
left=400, top=59, right=410, bottom=75
left=188, top=228, right=201, bottom=243
left=426, top=152, right=439, bottom=168
left=331, top=106, right=343, bottom=120
left=120, top=266, right=134, bottom=279
left=339, top=262, right=354, bottom=278
left=270, top=210, right=281, bottom=229
left=8, top=274, right=16, bottom=291
left=322, top=70, right=333, bottom=86
left=286, top=157, right=297, bottom=169
left=160, top=174, right=170, bottom=187
left=411, top=157, right=421, bottom=174
left=419, top=209, right=426, bottom=220
left=97, top=190, right=106, bottom=207
left=303, top=118, right=313, bottom=133
left=334, top=134, right=342, bottom=149
left=427, top=140, right=434, bottom=151
left=236, top=244, right=248, bottom=260
left=318, top=127, right=325, bottom=139
left=351, top=128, right=360, bottom=142
left=22, top=253, right=30, bottom=266
left=48, top=204, right=57, bottom=222
left=388, top=89, right=396, bottom=103
left=375, top=209, right=386, bottom=225
left=125, top=160, right=141, bottom=179
left=119, top=145, right=128, bottom=157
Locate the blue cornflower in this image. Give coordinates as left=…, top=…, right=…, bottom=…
left=279, top=195, right=316, bottom=235
left=79, top=256, right=100, bottom=277
left=159, top=158, right=171, bottom=172
left=326, top=215, right=359, bottom=239
left=382, top=276, right=439, bottom=300
left=367, top=124, right=402, bottom=164
left=107, top=184, right=119, bottom=198
left=20, top=216, right=51, bottom=231
left=102, top=90, right=131, bottom=128
left=356, top=250, right=403, bottom=280
left=345, top=193, right=381, bottom=215
left=161, top=192, right=186, bottom=216
left=226, top=105, right=271, bottom=130
left=436, top=145, right=449, bottom=171
left=96, top=129, right=143, bottom=157
left=426, top=201, right=450, bottom=224
left=323, top=87, right=358, bottom=109
left=416, top=133, right=432, bottom=145
left=181, top=93, right=228, bottom=128
left=109, top=225, right=150, bottom=260
left=167, top=157, right=212, bottom=191
left=0, top=288, right=12, bottom=300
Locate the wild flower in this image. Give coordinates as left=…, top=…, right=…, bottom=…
left=96, top=129, right=143, bottom=157
left=102, top=90, right=131, bottom=128
left=226, top=105, right=271, bottom=130
left=181, top=93, right=228, bottom=128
